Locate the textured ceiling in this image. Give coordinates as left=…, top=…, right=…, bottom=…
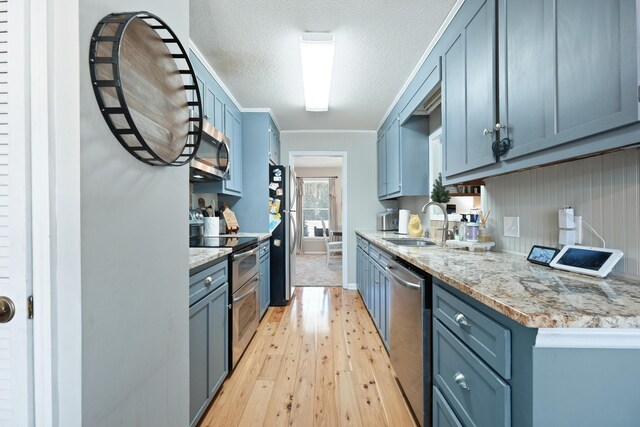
left=189, top=0, right=457, bottom=130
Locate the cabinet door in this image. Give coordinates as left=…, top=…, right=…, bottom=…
left=214, top=98, right=224, bottom=132
left=259, top=253, right=270, bottom=317
left=222, top=110, right=242, bottom=195
left=204, top=87, right=216, bottom=124
left=385, top=117, right=401, bottom=195
left=499, top=0, right=638, bottom=161
left=189, top=283, right=228, bottom=427
left=377, top=133, right=387, bottom=197
left=443, top=0, right=497, bottom=178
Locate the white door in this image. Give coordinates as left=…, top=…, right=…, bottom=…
left=1, top=0, right=34, bottom=425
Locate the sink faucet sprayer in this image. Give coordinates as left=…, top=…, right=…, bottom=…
left=421, top=201, right=449, bottom=246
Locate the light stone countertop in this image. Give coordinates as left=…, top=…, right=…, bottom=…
left=189, top=247, right=232, bottom=271
left=357, top=230, right=640, bottom=329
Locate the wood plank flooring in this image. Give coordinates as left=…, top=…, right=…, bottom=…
left=200, top=287, right=418, bottom=427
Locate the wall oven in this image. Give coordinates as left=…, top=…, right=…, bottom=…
left=230, top=244, right=260, bottom=368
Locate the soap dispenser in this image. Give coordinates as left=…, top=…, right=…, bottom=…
left=459, top=214, right=468, bottom=241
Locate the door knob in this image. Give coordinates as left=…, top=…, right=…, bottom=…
left=0, top=297, right=15, bottom=323
left=482, top=128, right=493, bottom=136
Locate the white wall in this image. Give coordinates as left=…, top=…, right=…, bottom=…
left=281, top=131, right=384, bottom=284
left=79, top=2, right=189, bottom=426
left=483, top=149, right=640, bottom=279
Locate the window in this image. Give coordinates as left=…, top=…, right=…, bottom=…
left=302, top=178, right=330, bottom=237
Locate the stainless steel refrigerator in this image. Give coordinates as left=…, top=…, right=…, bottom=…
left=269, top=165, right=297, bottom=305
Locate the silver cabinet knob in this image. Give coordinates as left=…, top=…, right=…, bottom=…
left=204, top=276, right=213, bottom=286
left=495, top=123, right=508, bottom=131
left=0, top=297, right=15, bottom=323
left=483, top=128, right=493, bottom=136
left=453, top=372, right=470, bottom=390
left=454, top=313, right=469, bottom=327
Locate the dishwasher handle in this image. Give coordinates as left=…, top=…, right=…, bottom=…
left=386, top=265, right=422, bottom=290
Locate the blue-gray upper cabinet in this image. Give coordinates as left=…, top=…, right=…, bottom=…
left=498, top=0, right=638, bottom=161
left=385, top=117, right=401, bottom=196
left=222, top=109, right=243, bottom=196
left=377, top=132, right=387, bottom=198
left=442, top=0, right=497, bottom=178
left=378, top=115, right=430, bottom=200
left=189, top=49, right=243, bottom=197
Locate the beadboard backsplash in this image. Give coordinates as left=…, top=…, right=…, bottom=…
left=482, top=149, right=640, bottom=278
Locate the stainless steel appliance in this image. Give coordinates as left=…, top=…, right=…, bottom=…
left=190, top=119, right=231, bottom=182
left=377, top=208, right=399, bottom=231
left=189, top=210, right=204, bottom=244
left=269, top=165, right=297, bottom=306
left=189, top=236, right=260, bottom=369
left=230, top=244, right=260, bottom=368
left=386, top=259, right=431, bottom=426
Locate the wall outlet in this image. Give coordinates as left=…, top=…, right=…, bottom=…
left=504, top=216, right=520, bottom=238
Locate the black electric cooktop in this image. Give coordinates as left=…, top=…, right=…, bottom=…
left=190, top=235, right=259, bottom=252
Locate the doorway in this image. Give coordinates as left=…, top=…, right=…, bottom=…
left=290, top=153, right=347, bottom=288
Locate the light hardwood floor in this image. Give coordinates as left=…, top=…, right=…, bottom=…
left=199, top=287, right=418, bottom=427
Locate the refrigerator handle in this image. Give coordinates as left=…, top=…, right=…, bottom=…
left=290, top=214, right=297, bottom=254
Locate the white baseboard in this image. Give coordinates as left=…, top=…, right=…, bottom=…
left=346, top=282, right=357, bottom=290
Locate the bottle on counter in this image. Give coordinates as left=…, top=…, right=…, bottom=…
left=459, top=214, right=468, bottom=241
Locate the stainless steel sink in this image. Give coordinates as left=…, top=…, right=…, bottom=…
left=382, top=238, right=436, bottom=247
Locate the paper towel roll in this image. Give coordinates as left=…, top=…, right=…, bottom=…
left=204, top=217, right=219, bottom=237
left=398, top=209, right=410, bottom=235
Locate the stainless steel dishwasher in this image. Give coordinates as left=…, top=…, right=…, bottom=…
left=386, top=259, right=431, bottom=427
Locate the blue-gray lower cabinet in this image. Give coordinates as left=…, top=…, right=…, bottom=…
left=259, top=241, right=270, bottom=318
left=189, top=261, right=229, bottom=427
left=433, top=386, right=463, bottom=427
left=355, top=237, right=391, bottom=350
left=433, top=319, right=511, bottom=427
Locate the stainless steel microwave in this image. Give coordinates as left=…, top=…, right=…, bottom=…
left=190, top=119, right=231, bottom=182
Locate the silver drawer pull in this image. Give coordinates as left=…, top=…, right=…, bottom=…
left=204, top=276, right=213, bottom=286
left=453, top=372, right=470, bottom=390
left=454, top=313, right=469, bottom=327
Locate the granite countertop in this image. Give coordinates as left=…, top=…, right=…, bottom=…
left=357, top=230, right=640, bottom=329
left=189, top=247, right=232, bottom=270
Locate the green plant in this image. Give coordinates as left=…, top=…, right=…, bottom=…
left=430, top=173, right=451, bottom=203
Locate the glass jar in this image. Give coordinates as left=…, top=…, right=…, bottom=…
left=466, top=222, right=479, bottom=242
left=478, top=223, right=491, bottom=242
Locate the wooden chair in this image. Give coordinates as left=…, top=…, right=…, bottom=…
left=320, top=218, right=342, bottom=266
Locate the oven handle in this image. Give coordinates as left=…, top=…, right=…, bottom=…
left=232, top=246, right=259, bottom=261
left=233, top=276, right=260, bottom=303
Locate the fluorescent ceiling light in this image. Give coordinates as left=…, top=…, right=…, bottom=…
left=300, top=32, right=335, bottom=112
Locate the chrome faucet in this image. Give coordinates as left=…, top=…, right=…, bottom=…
left=421, top=201, right=449, bottom=246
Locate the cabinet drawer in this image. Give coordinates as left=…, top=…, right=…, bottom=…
left=259, top=240, right=269, bottom=259
left=433, top=283, right=511, bottom=378
left=433, top=319, right=511, bottom=427
left=433, top=386, right=463, bottom=427
left=189, top=258, right=228, bottom=306
left=369, top=245, right=391, bottom=268
left=357, top=236, right=369, bottom=252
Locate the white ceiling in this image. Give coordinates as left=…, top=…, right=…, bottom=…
left=293, top=156, right=343, bottom=169
left=189, top=0, right=457, bottom=131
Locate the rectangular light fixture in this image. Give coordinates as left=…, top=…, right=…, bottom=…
left=300, top=32, right=335, bottom=112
